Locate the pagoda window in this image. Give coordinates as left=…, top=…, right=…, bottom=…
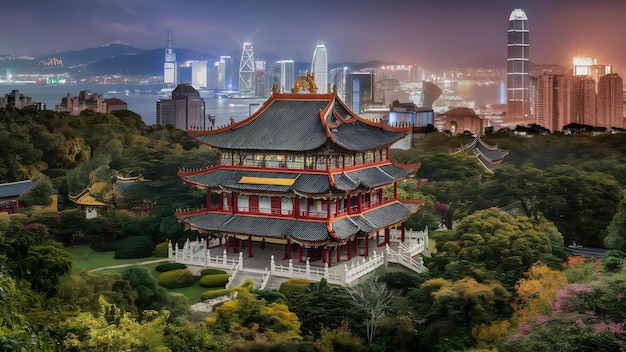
left=287, top=155, right=304, bottom=169
left=349, top=195, right=359, bottom=213
left=365, top=151, right=375, bottom=163
left=299, top=197, right=307, bottom=216
left=209, top=191, right=220, bottom=209
left=223, top=193, right=231, bottom=211
left=337, top=198, right=347, bottom=215
left=381, top=148, right=388, bottom=161
left=372, top=189, right=380, bottom=206
left=220, top=152, right=233, bottom=166
left=265, top=154, right=285, bottom=169
left=254, top=153, right=264, bottom=167
left=308, top=199, right=325, bottom=218
left=259, top=196, right=271, bottom=214
left=281, top=197, right=292, bottom=215
left=237, top=194, right=249, bottom=212
left=363, top=193, right=371, bottom=209
left=248, top=195, right=259, bottom=213
left=316, top=156, right=325, bottom=170
left=304, top=155, right=315, bottom=169
left=330, top=199, right=337, bottom=216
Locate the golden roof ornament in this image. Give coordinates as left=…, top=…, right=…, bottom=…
left=292, top=73, right=318, bottom=94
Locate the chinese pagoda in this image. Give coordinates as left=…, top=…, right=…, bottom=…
left=175, top=75, right=422, bottom=267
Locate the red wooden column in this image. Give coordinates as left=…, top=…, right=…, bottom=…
left=321, top=248, right=326, bottom=264
left=384, top=227, right=390, bottom=244
left=247, top=235, right=253, bottom=257
left=327, top=198, right=331, bottom=219
left=294, top=198, right=299, bottom=219
left=327, top=247, right=333, bottom=267
left=347, top=241, right=353, bottom=260
left=393, top=182, right=397, bottom=199
left=401, top=222, right=406, bottom=242
left=225, top=237, right=231, bottom=253
left=365, top=234, right=370, bottom=256
left=357, top=193, right=362, bottom=213
left=232, top=192, right=238, bottom=214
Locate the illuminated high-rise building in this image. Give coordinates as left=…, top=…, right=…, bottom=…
left=597, top=73, right=623, bottom=129
left=190, top=61, right=207, bottom=89
left=276, top=60, right=295, bottom=93
left=163, top=29, right=177, bottom=88
left=239, top=42, right=255, bottom=94
left=218, top=56, right=234, bottom=91
left=507, top=9, right=530, bottom=121
left=345, top=72, right=374, bottom=114
left=311, top=40, right=328, bottom=94
left=530, top=73, right=572, bottom=132
left=572, top=75, right=597, bottom=126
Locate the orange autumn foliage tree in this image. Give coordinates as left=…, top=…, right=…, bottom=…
left=511, top=263, right=567, bottom=324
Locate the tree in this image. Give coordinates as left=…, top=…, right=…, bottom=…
left=604, top=196, right=626, bottom=252
left=21, top=240, right=73, bottom=297
left=431, top=208, right=565, bottom=288
left=346, top=275, right=398, bottom=343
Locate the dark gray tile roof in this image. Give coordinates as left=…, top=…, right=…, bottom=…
left=192, top=95, right=410, bottom=152
left=184, top=169, right=331, bottom=194
left=332, top=164, right=416, bottom=191
left=0, top=180, right=35, bottom=198
left=330, top=120, right=407, bottom=150
left=379, top=164, right=418, bottom=179
left=194, top=100, right=330, bottom=151
left=177, top=201, right=421, bottom=245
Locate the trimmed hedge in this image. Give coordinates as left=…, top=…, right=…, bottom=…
left=155, top=262, right=187, bottom=272
left=199, top=274, right=229, bottom=288
left=200, top=268, right=227, bottom=277
left=200, top=288, right=236, bottom=300
left=158, top=269, right=195, bottom=289
left=114, top=236, right=156, bottom=259
left=279, top=278, right=311, bottom=297
left=152, top=242, right=169, bottom=257
left=251, top=289, right=287, bottom=303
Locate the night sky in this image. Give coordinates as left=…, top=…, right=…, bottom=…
left=4, top=0, right=626, bottom=71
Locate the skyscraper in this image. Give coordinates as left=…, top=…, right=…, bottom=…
left=276, top=60, right=295, bottom=93
left=218, top=56, right=234, bottom=91
left=597, top=73, right=623, bottom=129
left=507, top=9, right=530, bottom=121
left=163, top=29, right=177, bottom=88
left=239, top=42, right=255, bottom=94
left=311, top=40, right=328, bottom=94
left=156, top=84, right=206, bottom=131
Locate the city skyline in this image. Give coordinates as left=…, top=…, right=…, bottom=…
left=3, top=0, right=626, bottom=70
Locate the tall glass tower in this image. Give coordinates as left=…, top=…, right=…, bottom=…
left=507, top=9, right=529, bottom=121
left=239, top=42, right=255, bottom=95
left=311, top=40, right=328, bottom=94
left=163, top=29, right=177, bottom=88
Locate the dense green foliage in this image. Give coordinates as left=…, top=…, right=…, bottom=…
left=198, top=273, right=230, bottom=288
left=157, top=269, right=195, bottom=289
left=200, top=268, right=228, bottom=276
left=4, top=107, right=626, bottom=350
left=155, top=262, right=187, bottom=272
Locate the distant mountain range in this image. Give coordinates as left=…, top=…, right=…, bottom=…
left=0, top=42, right=564, bottom=77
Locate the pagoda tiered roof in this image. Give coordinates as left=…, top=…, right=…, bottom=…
left=450, top=137, right=509, bottom=173
left=180, top=162, right=417, bottom=195
left=189, top=93, right=410, bottom=152
left=176, top=200, right=422, bottom=245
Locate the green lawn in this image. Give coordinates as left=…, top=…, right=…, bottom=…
left=68, top=245, right=209, bottom=303
left=67, top=245, right=164, bottom=271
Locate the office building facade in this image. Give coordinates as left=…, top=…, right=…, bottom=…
left=156, top=84, right=206, bottom=131
left=311, top=40, right=328, bottom=94
left=507, top=9, right=530, bottom=121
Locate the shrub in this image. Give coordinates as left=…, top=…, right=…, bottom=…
left=90, top=239, right=119, bottom=252
left=602, top=256, right=624, bottom=272
left=279, top=278, right=311, bottom=296
left=251, top=289, right=287, bottom=303
left=200, top=268, right=227, bottom=277
left=199, top=274, right=229, bottom=288
left=158, top=269, right=195, bottom=289
left=152, top=242, right=170, bottom=257
left=155, top=262, right=187, bottom=272
left=200, top=288, right=237, bottom=300
left=114, top=236, right=156, bottom=259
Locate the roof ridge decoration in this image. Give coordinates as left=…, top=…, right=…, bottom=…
left=292, top=74, right=318, bottom=94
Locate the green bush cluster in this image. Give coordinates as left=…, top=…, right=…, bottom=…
left=158, top=269, right=195, bottom=289
left=114, top=236, right=156, bottom=259
left=155, top=262, right=187, bottom=272
left=199, top=273, right=229, bottom=288
left=278, top=278, right=311, bottom=296
left=152, top=242, right=170, bottom=257
left=200, top=288, right=237, bottom=300
left=200, top=268, right=227, bottom=276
